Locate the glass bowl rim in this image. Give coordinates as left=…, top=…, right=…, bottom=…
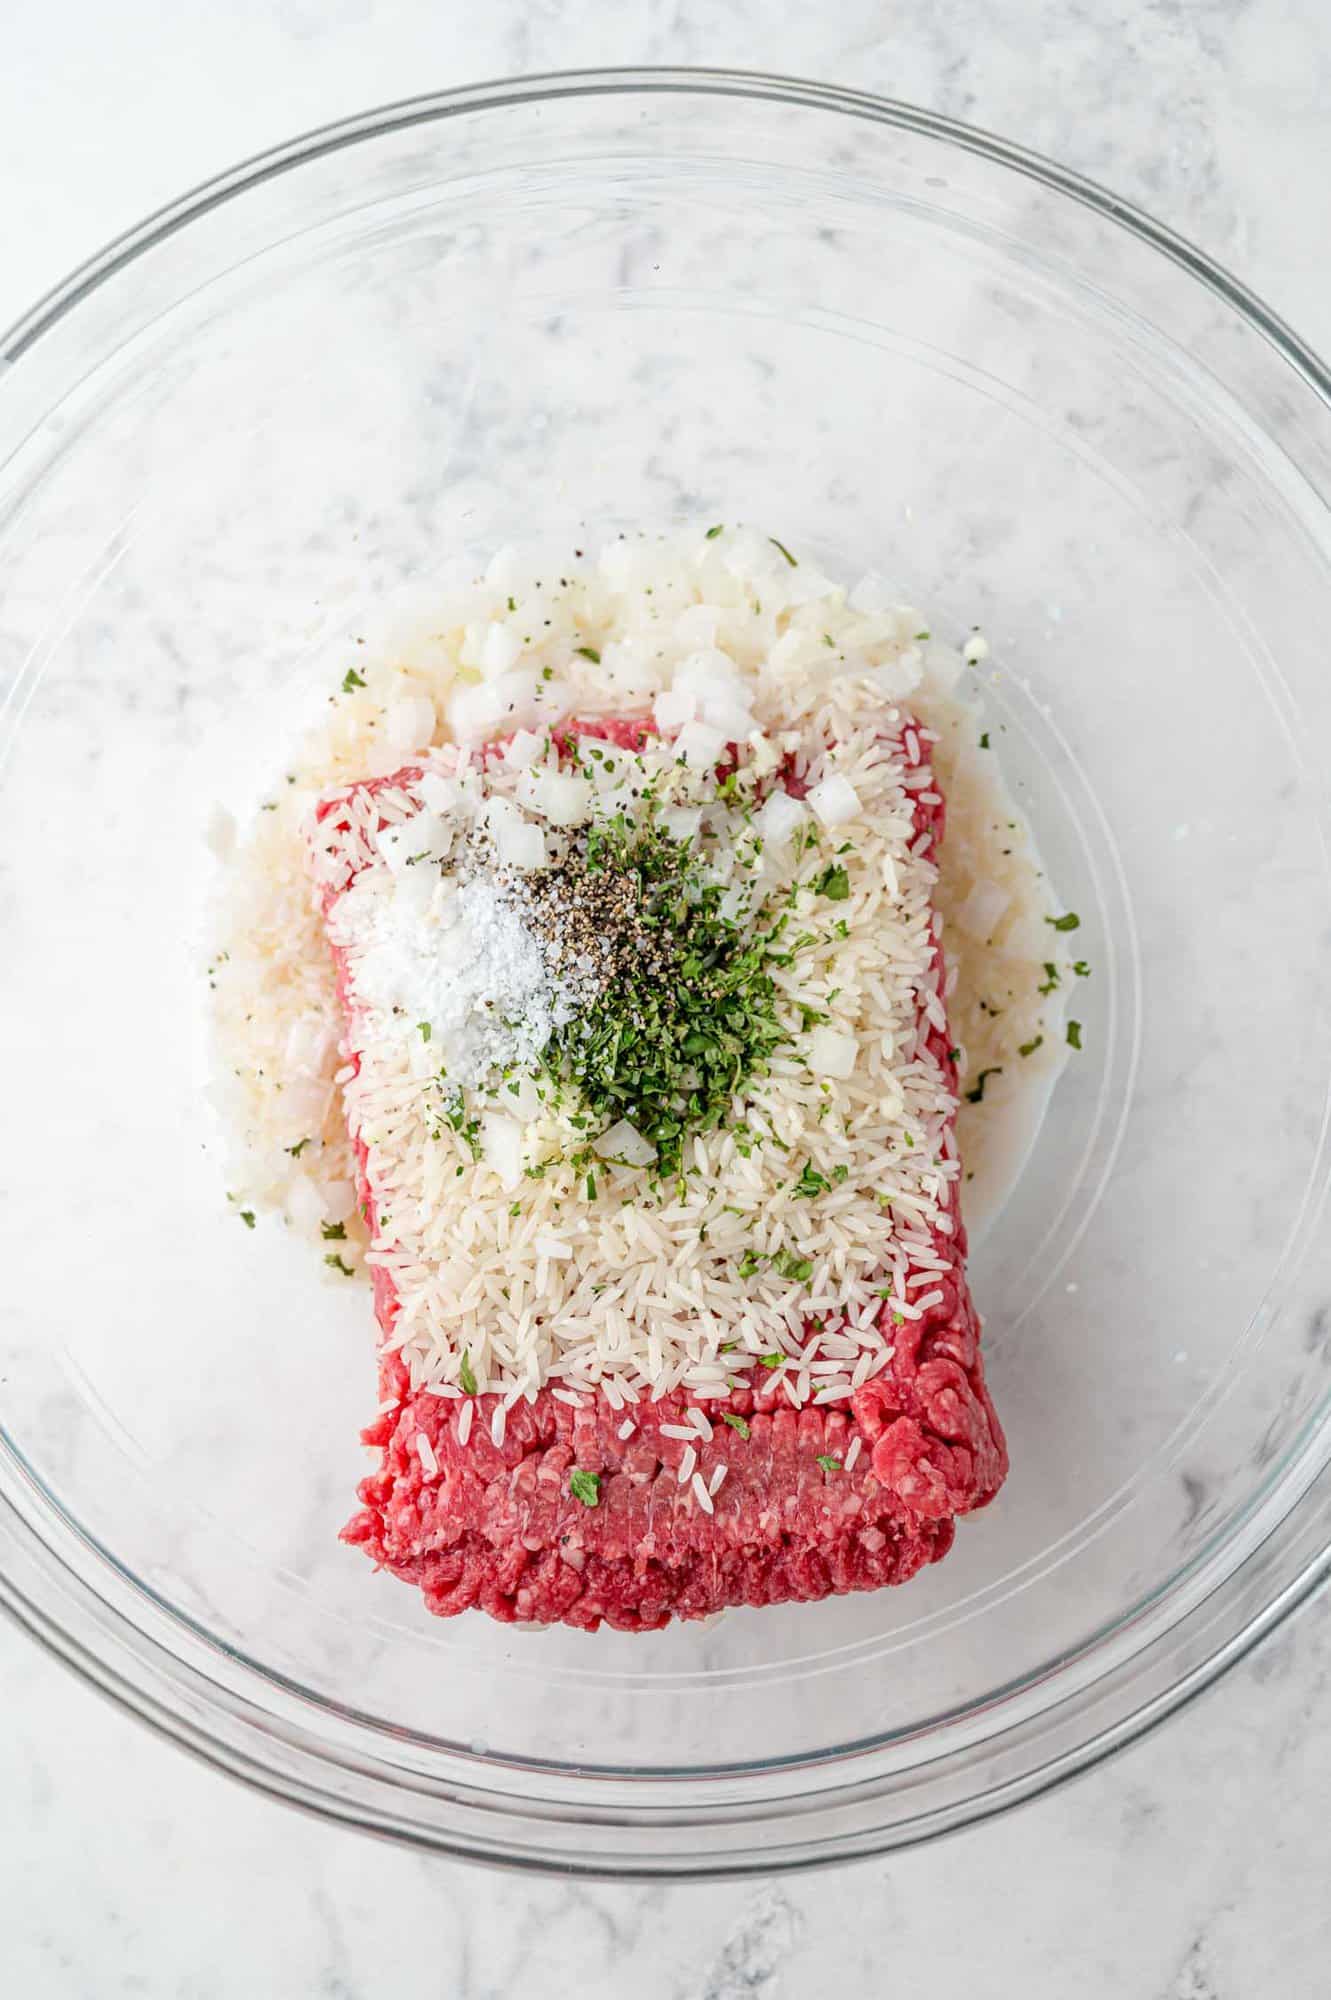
left=3, top=64, right=1331, bottom=1876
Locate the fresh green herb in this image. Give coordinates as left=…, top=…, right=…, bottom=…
left=773, top=1249, right=814, bottom=1283
left=508, top=1200, right=522, bottom=1217
left=737, top=1250, right=765, bottom=1279
left=758, top=1353, right=785, bottom=1369
left=979, top=732, right=990, bottom=749
left=816, top=1455, right=842, bottom=1473
left=823, top=633, right=835, bottom=648
left=541, top=665, right=554, bottom=681
left=417, top=1021, right=432, bottom=1042
left=575, top=645, right=601, bottom=664
left=769, top=536, right=798, bottom=567
left=792, top=1161, right=831, bottom=1199
left=320, top=1220, right=346, bottom=1241
left=1073, top=960, right=1091, bottom=978
left=286, top=1137, right=311, bottom=1158
left=1046, top=912, right=1081, bottom=933
left=459, top=1351, right=478, bottom=1396
left=1067, top=1019, right=1083, bottom=1050
left=914, top=629, right=931, bottom=641
left=721, top=1413, right=751, bottom=1439
left=815, top=863, right=850, bottom=902
left=324, top=1252, right=354, bottom=1276
left=1018, top=1035, right=1044, bottom=1058
left=239, top=1209, right=256, bottom=1230
left=833, top=917, right=849, bottom=939
left=550, top=810, right=787, bottom=1179
left=261, top=801, right=278, bottom=812
left=341, top=667, right=367, bottom=693
left=1038, top=962, right=1061, bottom=995
left=507, top=595, right=517, bottom=612
left=832, top=1163, right=850, bottom=1183
left=569, top=1468, right=600, bottom=1507
left=705, top=523, right=724, bottom=539
left=585, top=1170, right=598, bottom=1202
left=965, top=1067, right=1003, bottom=1105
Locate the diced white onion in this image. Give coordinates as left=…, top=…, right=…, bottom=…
left=417, top=772, right=461, bottom=814
left=674, top=720, right=726, bottom=769
left=807, top=774, right=861, bottom=827
left=485, top=796, right=546, bottom=870
left=517, top=768, right=593, bottom=826
left=384, top=695, right=436, bottom=756
left=481, top=1113, right=525, bottom=1190
left=653, top=685, right=696, bottom=731
left=809, top=1027, right=857, bottom=1079
left=481, top=622, right=522, bottom=678
left=596, top=1119, right=656, bottom=1168
left=318, top=1179, right=358, bottom=1222
left=758, top=789, right=805, bottom=845
left=502, top=728, right=545, bottom=771
left=447, top=670, right=537, bottom=741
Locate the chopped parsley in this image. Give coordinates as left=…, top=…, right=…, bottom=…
left=720, top=1413, right=751, bottom=1439
left=737, top=1250, right=765, bottom=1279
left=1073, top=960, right=1091, bottom=978
left=575, top=645, right=601, bottom=664
left=965, top=1067, right=1003, bottom=1105
left=341, top=667, right=367, bottom=693
left=238, top=1209, right=256, bottom=1230
left=768, top=536, right=798, bottom=567
left=417, top=1021, right=432, bottom=1042
left=286, top=1137, right=311, bottom=1158
left=459, top=1350, right=478, bottom=1396
left=550, top=810, right=786, bottom=1179
left=1038, top=962, right=1061, bottom=995
left=792, top=1160, right=831, bottom=1199
left=324, top=1252, right=354, bottom=1277
left=1045, top=911, right=1081, bottom=933
left=585, top=1170, right=598, bottom=1202
left=508, top=1200, right=522, bottom=1217
left=705, top=523, right=724, bottom=539
left=758, top=1352, right=785, bottom=1369
left=773, top=1249, right=813, bottom=1284
left=319, top=1220, right=347, bottom=1240
left=979, top=732, right=991, bottom=749
left=1018, top=1035, right=1044, bottom=1058
left=815, top=863, right=850, bottom=902
left=568, top=1468, right=600, bottom=1507
left=507, top=595, right=517, bottom=612
left=816, top=1455, right=842, bottom=1473
left=1067, top=1019, right=1083, bottom=1050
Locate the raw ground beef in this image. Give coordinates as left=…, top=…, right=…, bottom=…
left=321, top=717, right=1008, bottom=1632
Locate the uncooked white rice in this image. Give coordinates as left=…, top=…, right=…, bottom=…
left=209, top=526, right=1070, bottom=1404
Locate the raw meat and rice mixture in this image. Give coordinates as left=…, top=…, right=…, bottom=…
left=210, top=527, right=1074, bottom=1632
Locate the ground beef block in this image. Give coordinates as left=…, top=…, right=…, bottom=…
left=318, top=717, right=1007, bottom=1632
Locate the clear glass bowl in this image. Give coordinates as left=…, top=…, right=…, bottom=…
left=4, top=71, right=1331, bottom=1877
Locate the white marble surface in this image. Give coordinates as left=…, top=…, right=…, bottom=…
left=4, top=3, right=1331, bottom=1993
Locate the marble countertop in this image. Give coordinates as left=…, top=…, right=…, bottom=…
left=5, top=3, right=1331, bottom=1993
